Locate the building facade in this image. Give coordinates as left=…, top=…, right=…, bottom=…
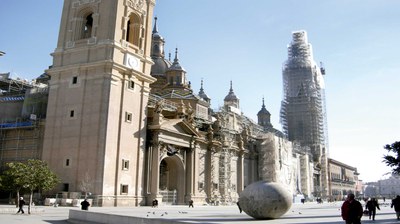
left=0, top=0, right=360, bottom=206
left=365, top=175, right=400, bottom=199
left=280, top=31, right=329, bottom=198
left=327, top=158, right=360, bottom=201
left=41, top=0, right=156, bottom=206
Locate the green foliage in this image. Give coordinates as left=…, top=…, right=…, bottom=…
left=0, top=159, right=59, bottom=193
left=0, top=159, right=59, bottom=214
left=1, top=162, right=27, bottom=192
left=383, top=141, right=400, bottom=174
left=24, top=159, right=59, bottom=192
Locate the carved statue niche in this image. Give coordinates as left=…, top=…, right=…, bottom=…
left=185, top=103, right=195, bottom=124
left=237, top=133, right=244, bottom=150
left=207, top=124, right=214, bottom=141
left=212, top=114, right=221, bottom=132
left=153, top=100, right=164, bottom=125
left=176, top=100, right=186, bottom=118
left=241, top=125, right=249, bottom=143
left=166, top=145, right=179, bottom=156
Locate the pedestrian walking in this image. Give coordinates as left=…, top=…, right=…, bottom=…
left=81, top=199, right=90, bottom=210
left=365, top=198, right=380, bottom=220
left=391, top=195, right=400, bottom=220
left=152, top=199, right=158, bottom=208
left=188, top=199, right=194, bottom=208
left=341, top=193, right=363, bottom=224
left=16, top=197, right=25, bottom=214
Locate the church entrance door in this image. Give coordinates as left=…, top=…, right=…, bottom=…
left=159, top=155, right=185, bottom=204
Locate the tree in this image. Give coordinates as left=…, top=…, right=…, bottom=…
left=0, top=160, right=59, bottom=214
left=24, top=160, right=59, bottom=214
left=383, top=141, right=400, bottom=175
left=1, top=162, right=28, bottom=207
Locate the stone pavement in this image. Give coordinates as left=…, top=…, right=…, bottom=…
left=0, top=200, right=399, bottom=224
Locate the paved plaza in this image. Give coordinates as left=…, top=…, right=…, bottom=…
left=0, top=200, right=399, bottom=224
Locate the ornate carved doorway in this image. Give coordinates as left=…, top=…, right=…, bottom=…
left=159, top=155, right=185, bottom=204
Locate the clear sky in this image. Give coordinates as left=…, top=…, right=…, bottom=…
left=1, top=0, right=399, bottom=183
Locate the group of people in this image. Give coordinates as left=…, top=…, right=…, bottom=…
left=14, top=193, right=400, bottom=222
left=341, top=193, right=400, bottom=223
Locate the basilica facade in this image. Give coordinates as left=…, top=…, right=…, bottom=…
left=41, top=0, right=327, bottom=206
left=0, top=0, right=358, bottom=207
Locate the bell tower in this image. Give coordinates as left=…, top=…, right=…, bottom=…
left=42, top=0, right=156, bottom=206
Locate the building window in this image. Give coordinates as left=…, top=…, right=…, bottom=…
left=121, top=184, right=128, bottom=194
left=70, top=110, right=75, bottom=118
left=125, top=112, right=132, bottom=122
left=128, top=80, right=135, bottom=90
left=75, top=10, right=94, bottom=40
left=83, top=14, right=93, bottom=39
left=72, top=76, right=78, bottom=84
left=63, top=183, right=69, bottom=192
left=66, top=159, right=70, bottom=167
left=126, top=13, right=141, bottom=46
left=122, top=159, right=129, bottom=170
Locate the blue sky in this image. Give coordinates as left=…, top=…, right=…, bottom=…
left=1, top=0, right=399, bottom=182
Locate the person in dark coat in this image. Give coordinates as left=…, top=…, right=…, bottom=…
left=152, top=199, right=158, bottom=208
left=16, top=197, right=25, bottom=214
left=81, top=199, right=90, bottom=210
left=188, top=199, right=194, bottom=208
left=391, top=195, right=400, bottom=220
left=341, top=193, right=363, bottom=224
left=365, top=198, right=380, bottom=220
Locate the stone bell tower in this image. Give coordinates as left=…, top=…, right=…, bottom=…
left=42, top=0, right=156, bottom=206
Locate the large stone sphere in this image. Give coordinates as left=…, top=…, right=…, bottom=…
left=239, top=181, right=292, bottom=219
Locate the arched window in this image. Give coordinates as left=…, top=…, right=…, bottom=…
left=83, top=14, right=93, bottom=39
left=126, top=13, right=141, bottom=46
left=75, top=10, right=94, bottom=40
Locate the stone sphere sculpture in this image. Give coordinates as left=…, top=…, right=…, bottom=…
left=238, top=181, right=292, bottom=219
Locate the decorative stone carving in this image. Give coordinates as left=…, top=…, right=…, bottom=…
left=239, top=181, right=292, bottom=219
left=185, top=103, right=194, bottom=125
left=127, top=0, right=144, bottom=10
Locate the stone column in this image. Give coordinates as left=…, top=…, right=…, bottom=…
left=205, top=148, right=212, bottom=200
left=185, top=146, right=194, bottom=202
left=193, top=145, right=199, bottom=195
left=211, top=151, right=221, bottom=204
left=149, top=142, right=162, bottom=202
left=237, top=151, right=244, bottom=194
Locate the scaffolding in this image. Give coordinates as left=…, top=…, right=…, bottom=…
left=0, top=119, right=43, bottom=168
left=280, top=31, right=328, bottom=152
left=0, top=74, right=46, bottom=168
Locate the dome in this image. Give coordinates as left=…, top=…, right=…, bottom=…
left=152, top=17, right=164, bottom=41
left=257, top=98, right=271, bottom=116
left=152, top=31, right=163, bottom=40
left=198, top=80, right=211, bottom=102
left=224, top=91, right=238, bottom=101
left=151, top=57, right=172, bottom=76
left=224, top=81, right=239, bottom=102
left=167, top=48, right=186, bottom=72
left=257, top=106, right=270, bottom=116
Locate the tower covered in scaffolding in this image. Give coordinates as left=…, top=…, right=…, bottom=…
left=280, top=30, right=329, bottom=198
